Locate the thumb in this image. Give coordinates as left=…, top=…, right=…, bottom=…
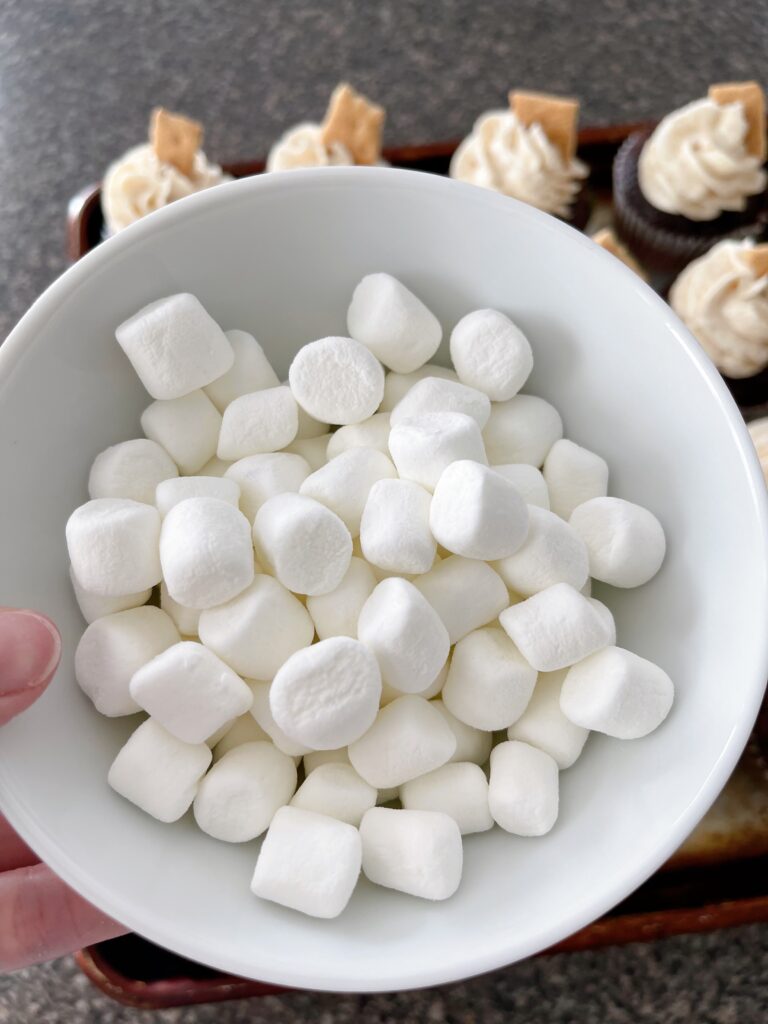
left=0, top=609, right=61, bottom=725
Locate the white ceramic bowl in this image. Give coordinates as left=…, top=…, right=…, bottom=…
left=0, top=169, right=766, bottom=992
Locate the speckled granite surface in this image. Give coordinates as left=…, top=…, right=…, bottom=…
left=1, top=0, right=767, bottom=1019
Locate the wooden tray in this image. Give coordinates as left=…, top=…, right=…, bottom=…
left=67, top=123, right=768, bottom=1008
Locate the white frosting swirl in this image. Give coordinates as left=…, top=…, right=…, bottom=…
left=670, top=239, right=768, bottom=377
left=103, top=143, right=229, bottom=234
left=639, top=98, right=766, bottom=221
left=266, top=123, right=354, bottom=171
left=449, top=109, right=588, bottom=217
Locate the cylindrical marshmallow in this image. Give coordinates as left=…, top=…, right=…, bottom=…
left=507, top=670, right=589, bottom=769
left=431, top=699, right=493, bottom=765
left=449, top=309, right=533, bottom=401
left=390, top=377, right=491, bottom=429
left=204, top=329, right=280, bottom=411
left=66, top=498, right=162, bottom=596
left=400, top=762, right=493, bottom=834
left=288, top=336, right=385, bottom=425
left=493, top=506, right=589, bottom=597
left=489, top=740, right=559, bottom=836
left=217, top=386, right=299, bottom=461
left=141, top=390, right=222, bottom=474
left=213, top=712, right=270, bottom=761
left=303, top=747, right=351, bottom=775
left=306, top=557, right=377, bottom=640
left=290, top=763, right=377, bottom=827
left=198, top=455, right=232, bottom=477
left=483, top=395, right=563, bottom=466
left=413, top=555, right=509, bottom=644
left=225, top=452, right=311, bottom=523
left=283, top=434, right=331, bottom=471
left=159, top=581, right=200, bottom=637
left=155, top=475, right=240, bottom=517
left=359, top=478, right=436, bottom=574
left=380, top=365, right=458, bottom=412
left=69, top=564, right=151, bottom=625
left=299, top=447, right=397, bottom=535
left=326, top=413, right=391, bottom=459
left=347, top=273, right=442, bottom=373
left=249, top=680, right=311, bottom=757
left=543, top=439, right=609, bottom=521
left=569, top=497, right=666, bottom=588
left=379, top=661, right=448, bottom=706
left=389, top=412, right=487, bottom=491
left=88, top=439, right=178, bottom=504
left=493, top=464, right=550, bottom=509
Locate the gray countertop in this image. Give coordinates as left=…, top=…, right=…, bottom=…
left=0, top=0, right=767, bottom=1020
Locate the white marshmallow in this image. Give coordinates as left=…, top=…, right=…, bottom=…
left=380, top=365, right=459, bottom=412
left=225, top=453, right=310, bottom=523
left=358, top=578, right=450, bottom=694
left=499, top=582, right=613, bottom=672
left=348, top=695, right=456, bottom=788
left=431, top=699, right=493, bottom=765
left=507, top=670, right=589, bottom=769
left=251, top=806, right=361, bottom=919
left=89, top=439, right=178, bottom=504
left=303, top=747, right=351, bottom=774
left=379, top=661, right=448, bottom=706
left=198, top=575, right=314, bottom=679
left=326, top=413, right=391, bottom=459
left=450, top=309, right=533, bottom=401
left=359, top=807, right=462, bottom=900
left=413, top=555, right=508, bottom=644
left=489, top=740, right=559, bottom=836
left=130, top=641, right=253, bottom=744
left=347, top=273, right=442, bottom=373
left=493, top=464, right=550, bottom=509
left=204, top=329, right=280, bottom=411
left=589, top=598, right=617, bottom=645
left=493, top=506, right=589, bottom=597
left=483, top=395, right=563, bottom=466
left=290, top=763, right=377, bottom=826
left=141, top=390, right=222, bottom=475
left=198, top=455, right=231, bottom=477
left=299, top=447, right=397, bottom=535
left=253, top=493, right=352, bottom=596
left=306, top=557, right=377, bottom=640
left=359, top=479, right=436, bottom=575
left=66, top=498, right=162, bottom=596
left=289, top=336, right=385, bottom=425
left=160, top=581, right=200, bottom=637
left=249, top=680, right=311, bottom=757
left=213, top=713, right=270, bottom=761
left=217, top=386, right=299, bottom=461
left=400, top=762, right=493, bottom=834
left=194, top=742, right=297, bottom=842
left=155, top=476, right=240, bottom=517
left=442, top=626, right=537, bottom=730
left=283, top=434, right=331, bottom=471
left=108, top=719, right=212, bottom=823
left=69, top=565, right=151, bottom=625
left=115, top=293, right=234, bottom=401
left=560, top=646, right=674, bottom=739
left=294, top=404, right=330, bottom=440
left=75, top=606, right=180, bottom=716
left=206, top=721, right=235, bottom=748
left=160, top=498, right=254, bottom=609
left=429, top=460, right=529, bottom=561
left=569, top=497, right=666, bottom=588
left=543, top=439, right=609, bottom=520
left=391, top=377, right=491, bottom=429
left=389, top=412, right=487, bottom=491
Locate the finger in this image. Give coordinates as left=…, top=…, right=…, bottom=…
left=0, top=863, right=126, bottom=971
left=0, top=609, right=61, bottom=725
left=0, top=816, right=39, bottom=872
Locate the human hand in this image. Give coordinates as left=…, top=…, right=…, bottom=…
left=0, top=608, right=126, bottom=971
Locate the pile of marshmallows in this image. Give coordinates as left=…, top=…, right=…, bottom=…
left=65, top=274, right=672, bottom=920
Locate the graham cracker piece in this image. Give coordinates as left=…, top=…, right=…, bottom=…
left=509, top=90, right=579, bottom=162
left=709, top=81, right=766, bottom=159
left=742, top=243, right=768, bottom=278
left=592, top=228, right=648, bottom=280
left=150, top=108, right=203, bottom=177
left=321, top=83, right=385, bottom=165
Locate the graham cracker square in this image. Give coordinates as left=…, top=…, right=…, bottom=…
left=709, top=81, right=766, bottom=160
left=321, top=83, right=385, bottom=166
left=150, top=108, right=203, bottom=177
left=509, top=90, right=579, bottom=162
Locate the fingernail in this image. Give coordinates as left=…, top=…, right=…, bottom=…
left=0, top=610, right=61, bottom=694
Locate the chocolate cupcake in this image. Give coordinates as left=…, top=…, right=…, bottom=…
left=614, top=82, right=768, bottom=278
left=450, top=91, right=591, bottom=230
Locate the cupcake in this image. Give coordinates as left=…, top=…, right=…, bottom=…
left=102, top=109, right=229, bottom=235
left=267, top=83, right=385, bottom=171
left=614, top=82, right=768, bottom=277
left=591, top=228, right=648, bottom=279
left=450, top=91, right=590, bottom=228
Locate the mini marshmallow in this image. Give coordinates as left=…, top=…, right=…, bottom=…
left=155, top=475, right=240, bottom=516
left=283, top=434, right=331, bottom=471
left=115, top=293, right=234, bottom=400
left=560, top=646, right=674, bottom=739
left=489, top=740, right=559, bottom=836
left=493, top=464, right=550, bottom=509
left=359, top=479, right=436, bottom=574
left=141, top=390, right=222, bottom=475
left=569, top=497, right=666, bottom=588
left=249, top=680, right=311, bottom=757
left=89, top=439, right=178, bottom=504
left=294, top=404, right=330, bottom=440
left=198, top=575, right=314, bottom=679
left=493, top=506, right=589, bottom=597
left=499, top=582, right=613, bottom=672
left=326, top=413, right=391, bottom=459
left=442, top=626, right=537, bottom=730
left=543, top=439, right=609, bottom=520
left=160, top=581, right=200, bottom=637
left=299, top=447, right=397, bottom=535
left=160, top=498, right=254, bottom=609
left=217, top=386, right=299, bottom=461
left=194, top=741, right=297, bottom=842
left=400, top=762, right=493, bottom=834
left=290, top=763, right=377, bottom=826
left=225, top=453, right=310, bottom=523
left=206, top=721, right=235, bottom=748
left=204, top=329, right=280, bottom=411
left=380, top=365, right=459, bottom=412
left=69, top=565, right=151, bottom=625
left=359, top=807, right=462, bottom=900
left=507, top=670, right=589, bottom=768
left=348, top=695, right=456, bottom=788
left=251, top=806, right=361, bottom=919
left=413, top=555, right=508, bottom=644
left=391, top=377, right=491, bottom=429
left=199, top=455, right=232, bottom=477
left=379, top=662, right=448, bottom=706
left=589, top=598, right=617, bottom=645
left=253, top=493, right=352, bottom=596
left=347, top=273, right=442, bottom=373
left=429, top=460, right=529, bottom=561
left=389, top=412, right=487, bottom=491
left=66, top=498, right=162, bottom=596
left=270, top=637, right=382, bottom=749
left=108, top=718, right=211, bottom=823
left=303, top=747, right=351, bottom=774
left=213, top=712, right=270, bottom=761
left=483, top=395, right=563, bottom=466
left=288, top=336, right=385, bottom=425
left=306, top=557, right=377, bottom=640
left=130, top=641, right=253, bottom=744
left=358, top=578, right=450, bottom=694
left=431, top=699, right=493, bottom=765
left=75, top=606, right=180, bottom=716
left=450, top=309, right=533, bottom=401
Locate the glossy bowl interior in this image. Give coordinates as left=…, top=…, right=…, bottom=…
left=0, top=168, right=766, bottom=992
